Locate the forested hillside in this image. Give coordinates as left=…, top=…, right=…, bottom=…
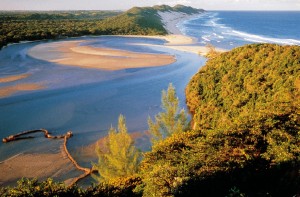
left=1, top=44, right=298, bottom=196
left=0, top=5, right=202, bottom=49
left=181, top=43, right=300, bottom=196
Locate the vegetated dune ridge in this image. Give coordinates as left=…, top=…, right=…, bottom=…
left=139, top=44, right=300, bottom=196
left=0, top=4, right=203, bottom=49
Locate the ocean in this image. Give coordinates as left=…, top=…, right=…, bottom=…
left=180, top=11, right=300, bottom=49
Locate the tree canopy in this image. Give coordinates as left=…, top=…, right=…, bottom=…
left=186, top=43, right=299, bottom=164
left=93, top=115, right=141, bottom=183
left=141, top=44, right=300, bottom=196
left=148, top=83, right=188, bottom=143
left=0, top=5, right=203, bottom=49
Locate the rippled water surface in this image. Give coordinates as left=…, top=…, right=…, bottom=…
left=0, top=36, right=205, bottom=161
left=180, top=11, right=300, bottom=49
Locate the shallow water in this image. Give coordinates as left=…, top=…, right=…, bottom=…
left=0, top=36, right=205, bottom=168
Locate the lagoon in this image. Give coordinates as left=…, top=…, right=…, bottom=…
left=0, top=36, right=205, bottom=175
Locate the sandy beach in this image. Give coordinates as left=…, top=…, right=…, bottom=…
left=158, top=11, right=199, bottom=35
left=127, top=11, right=226, bottom=55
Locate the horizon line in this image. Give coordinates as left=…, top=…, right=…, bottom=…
left=1, top=9, right=300, bottom=12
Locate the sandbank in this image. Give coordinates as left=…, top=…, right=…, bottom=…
left=0, top=74, right=30, bottom=83
left=132, top=42, right=226, bottom=55
left=0, top=83, right=44, bottom=98
left=0, top=74, right=45, bottom=98
left=125, top=34, right=195, bottom=45
left=0, top=152, right=75, bottom=186
left=28, top=41, right=176, bottom=70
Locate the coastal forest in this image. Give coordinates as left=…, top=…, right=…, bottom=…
left=1, top=43, right=299, bottom=196
left=0, top=5, right=202, bottom=49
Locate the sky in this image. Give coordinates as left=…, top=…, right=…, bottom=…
left=0, top=0, right=299, bottom=11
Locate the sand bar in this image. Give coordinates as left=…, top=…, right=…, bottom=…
left=28, top=41, right=176, bottom=70
left=0, top=74, right=30, bottom=83
left=0, top=83, right=44, bottom=98
left=0, top=152, right=75, bottom=186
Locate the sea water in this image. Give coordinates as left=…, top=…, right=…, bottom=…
left=180, top=11, right=300, bottom=49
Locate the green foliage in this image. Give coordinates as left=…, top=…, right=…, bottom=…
left=93, top=115, right=141, bottom=183
left=204, top=44, right=221, bottom=59
left=0, top=177, right=142, bottom=197
left=148, top=83, right=188, bottom=143
left=0, top=10, right=121, bottom=21
left=226, top=187, right=246, bottom=197
left=173, top=4, right=204, bottom=13
left=86, top=175, right=142, bottom=197
left=186, top=43, right=300, bottom=165
left=0, top=10, right=121, bottom=49
left=141, top=131, right=205, bottom=196
left=141, top=44, right=299, bottom=196
left=0, top=178, right=83, bottom=197
left=0, top=5, right=202, bottom=49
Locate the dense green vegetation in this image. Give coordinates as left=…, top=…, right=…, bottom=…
left=0, top=10, right=121, bottom=21
left=186, top=44, right=299, bottom=164
left=183, top=43, right=299, bottom=196
left=148, top=83, right=188, bottom=143
left=0, top=177, right=142, bottom=197
left=0, top=10, right=121, bottom=49
left=0, top=5, right=202, bottom=49
left=1, top=44, right=299, bottom=196
left=93, top=115, right=141, bottom=183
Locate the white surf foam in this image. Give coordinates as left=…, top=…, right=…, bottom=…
left=229, top=30, right=300, bottom=45
left=193, top=12, right=300, bottom=46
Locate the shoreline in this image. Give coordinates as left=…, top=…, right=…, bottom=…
left=123, top=11, right=226, bottom=55
left=27, top=11, right=226, bottom=72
